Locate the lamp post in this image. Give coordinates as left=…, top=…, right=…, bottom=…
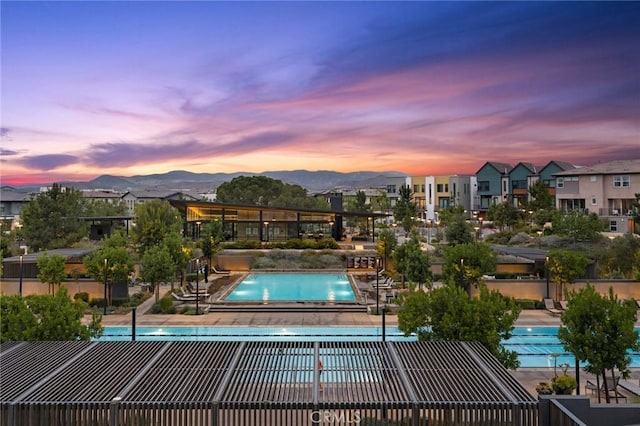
left=545, top=256, right=550, bottom=299
left=376, top=258, right=382, bottom=315
left=103, top=258, right=108, bottom=315
left=195, top=258, right=200, bottom=315
left=473, top=226, right=480, bottom=242
left=263, top=221, right=269, bottom=242
left=537, top=230, right=543, bottom=249
left=19, top=255, right=23, bottom=297
left=460, top=258, right=467, bottom=295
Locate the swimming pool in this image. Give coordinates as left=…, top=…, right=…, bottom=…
left=223, top=273, right=356, bottom=302
left=96, top=326, right=640, bottom=368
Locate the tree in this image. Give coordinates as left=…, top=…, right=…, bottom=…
left=600, top=233, right=640, bottom=279
left=558, top=285, right=639, bottom=403
left=132, top=200, right=183, bottom=255
left=487, top=201, right=520, bottom=231
left=445, top=214, right=473, bottom=245
left=547, top=249, right=590, bottom=301
left=141, top=244, right=176, bottom=302
left=398, top=283, right=521, bottom=369
left=437, top=205, right=465, bottom=228
left=376, top=228, right=397, bottom=270
left=527, top=180, right=554, bottom=211
left=163, top=232, right=191, bottom=288
left=216, top=175, right=328, bottom=209
left=83, top=199, right=128, bottom=217
left=442, top=243, right=497, bottom=295
left=20, top=183, right=88, bottom=251
left=631, top=193, right=640, bottom=233
left=553, top=210, right=602, bottom=242
left=393, top=185, right=417, bottom=235
left=392, top=232, right=431, bottom=289
left=0, top=287, right=103, bottom=342
left=370, top=190, right=391, bottom=213
left=344, top=190, right=371, bottom=232
left=36, top=253, right=67, bottom=295
left=83, top=231, right=135, bottom=307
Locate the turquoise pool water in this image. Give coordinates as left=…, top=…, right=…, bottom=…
left=96, top=326, right=640, bottom=368
left=224, top=273, right=356, bottom=302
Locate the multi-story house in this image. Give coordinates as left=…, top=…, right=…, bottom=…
left=537, top=161, right=576, bottom=204
left=0, top=187, right=31, bottom=231
left=449, top=175, right=476, bottom=215
left=554, top=159, right=639, bottom=232
left=508, top=162, right=538, bottom=209
left=385, top=176, right=411, bottom=209
left=475, top=162, right=512, bottom=214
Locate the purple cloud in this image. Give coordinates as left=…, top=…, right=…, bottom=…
left=19, top=154, right=78, bottom=171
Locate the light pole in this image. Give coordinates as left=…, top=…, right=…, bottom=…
left=473, top=226, right=480, bottom=242
left=195, top=259, right=200, bottom=315
left=376, top=258, right=382, bottom=315
left=537, top=230, right=543, bottom=249
left=460, top=258, right=467, bottom=295
left=19, top=255, right=23, bottom=297
left=545, top=256, right=550, bottom=299
left=263, top=221, right=269, bottom=242
left=103, top=258, right=108, bottom=315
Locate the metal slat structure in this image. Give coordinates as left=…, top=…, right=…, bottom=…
left=1, top=341, right=538, bottom=426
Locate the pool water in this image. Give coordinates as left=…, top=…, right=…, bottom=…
left=96, top=326, right=640, bottom=368
left=224, top=273, right=356, bottom=302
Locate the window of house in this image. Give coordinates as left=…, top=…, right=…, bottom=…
left=386, top=185, right=396, bottom=194
left=613, top=175, right=630, bottom=187
left=421, top=184, right=425, bottom=193
left=557, top=178, right=564, bottom=188
left=590, top=176, right=597, bottom=182
left=591, top=198, right=597, bottom=205
left=437, top=184, right=444, bottom=192
left=444, top=184, right=449, bottom=192
left=414, top=185, right=419, bottom=193
left=610, top=220, right=618, bottom=232
left=478, top=181, right=490, bottom=192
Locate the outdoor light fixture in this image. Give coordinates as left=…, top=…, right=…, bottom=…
left=195, top=259, right=200, bottom=315
left=19, top=255, right=23, bottom=297
left=103, top=259, right=108, bottom=315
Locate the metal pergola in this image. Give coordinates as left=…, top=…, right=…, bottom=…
left=1, top=341, right=538, bottom=426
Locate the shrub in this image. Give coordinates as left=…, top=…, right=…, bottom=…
left=552, top=374, right=577, bottom=395
left=515, top=299, right=537, bottom=310
left=73, top=292, right=89, bottom=303
left=535, top=382, right=554, bottom=395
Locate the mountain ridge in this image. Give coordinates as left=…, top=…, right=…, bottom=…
left=11, top=169, right=404, bottom=193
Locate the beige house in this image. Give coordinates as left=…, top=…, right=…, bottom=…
left=555, top=159, right=639, bottom=232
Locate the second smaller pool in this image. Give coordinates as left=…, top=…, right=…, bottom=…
left=224, top=273, right=356, bottom=302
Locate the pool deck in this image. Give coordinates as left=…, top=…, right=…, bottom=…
left=90, top=283, right=640, bottom=400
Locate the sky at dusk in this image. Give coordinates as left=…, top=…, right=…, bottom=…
left=1, top=1, right=639, bottom=186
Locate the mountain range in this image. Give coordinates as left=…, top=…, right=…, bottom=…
left=19, top=170, right=404, bottom=194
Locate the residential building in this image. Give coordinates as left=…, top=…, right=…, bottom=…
left=0, top=187, right=31, bottom=231
left=120, top=190, right=199, bottom=216
left=555, top=159, right=640, bottom=232
left=449, top=175, right=476, bottom=216
left=475, top=162, right=512, bottom=213
left=537, top=161, right=576, bottom=204
left=509, top=162, right=539, bottom=209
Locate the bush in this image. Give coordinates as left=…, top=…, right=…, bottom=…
left=552, top=374, right=577, bottom=395
left=515, top=299, right=537, bottom=310
left=536, top=382, right=554, bottom=395
left=89, top=298, right=106, bottom=308
left=73, top=292, right=89, bottom=303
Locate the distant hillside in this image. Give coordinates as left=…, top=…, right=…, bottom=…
left=37, top=169, right=403, bottom=193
